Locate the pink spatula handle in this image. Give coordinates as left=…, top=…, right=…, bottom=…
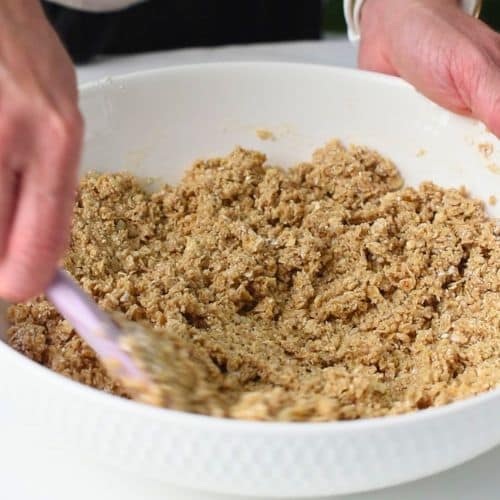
left=46, top=269, right=149, bottom=383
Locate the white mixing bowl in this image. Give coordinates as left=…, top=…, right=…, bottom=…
left=0, top=63, right=499, bottom=498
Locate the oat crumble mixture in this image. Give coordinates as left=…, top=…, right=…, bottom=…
left=7, top=140, right=500, bottom=421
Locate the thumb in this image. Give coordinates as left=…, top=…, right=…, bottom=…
left=358, top=40, right=398, bottom=76
left=459, top=50, right=500, bottom=137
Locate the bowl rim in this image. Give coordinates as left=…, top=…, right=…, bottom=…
left=78, top=60, right=414, bottom=94
left=3, top=61, right=499, bottom=433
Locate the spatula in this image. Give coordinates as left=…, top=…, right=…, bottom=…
left=45, top=268, right=162, bottom=405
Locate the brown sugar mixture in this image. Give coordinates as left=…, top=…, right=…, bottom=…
left=7, top=141, right=500, bottom=421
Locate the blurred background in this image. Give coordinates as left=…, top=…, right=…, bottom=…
left=44, top=0, right=500, bottom=64
left=324, top=0, right=500, bottom=33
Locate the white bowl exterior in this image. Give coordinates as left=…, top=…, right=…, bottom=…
left=0, top=63, right=499, bottom=497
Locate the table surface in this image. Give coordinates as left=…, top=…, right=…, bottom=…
left=2, top=38, right=499, bottom=500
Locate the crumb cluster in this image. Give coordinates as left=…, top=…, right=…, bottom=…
left=7, top=141, right=500, bottom=421
left=255, top=128, right=276, bottom=141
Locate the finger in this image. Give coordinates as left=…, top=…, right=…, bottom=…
left=0, top=162, right=17, bottom=259
left=0, top=112, right=28, bottom=261
left=0, top=112, right=82, bottom=301
left=465, top=56, right=500, bottom=137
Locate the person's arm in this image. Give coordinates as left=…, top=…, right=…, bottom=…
left=344, top=0, right=481, bottom=42
left=0, top=0, right=83, bottom=301
left=344, top=0, right=500, bottom=137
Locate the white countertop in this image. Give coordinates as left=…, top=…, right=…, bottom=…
left=75, top=38, right=358, bottom=84
left=1, top=38, right=499, bottom=500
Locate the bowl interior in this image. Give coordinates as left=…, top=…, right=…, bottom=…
left=78, top=63, right=500, bottom=208
left=1, top=61, right=499, bottom=383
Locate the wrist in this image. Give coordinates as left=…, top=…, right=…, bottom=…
left=346, top=0, right=481, bottom=42
left=361, top=0, right=458, bottom=25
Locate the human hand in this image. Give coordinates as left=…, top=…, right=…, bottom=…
left=0, top=0, right=83, bottom=301
left=359, top=0, right=500, bottom=136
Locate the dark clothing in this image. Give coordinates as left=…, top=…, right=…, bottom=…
left=42, top=0, right=322, bottom=64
